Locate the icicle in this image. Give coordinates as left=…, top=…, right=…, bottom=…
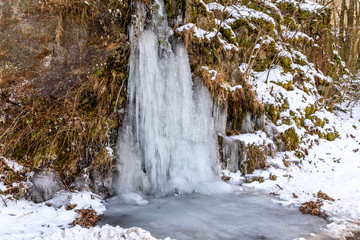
left=116, top=0, right=231, bottom=197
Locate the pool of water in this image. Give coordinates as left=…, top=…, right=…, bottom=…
left=99, top=189, right=330, bottom=240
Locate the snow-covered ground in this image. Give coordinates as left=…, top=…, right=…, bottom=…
left=225, top=102, right=360, bottom=239
left=0, top=173, right=166, bottom=240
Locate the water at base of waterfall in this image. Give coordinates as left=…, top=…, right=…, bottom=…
left=100, top=188, right=330, bottom=240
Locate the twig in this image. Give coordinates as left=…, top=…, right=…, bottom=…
left=0, top=194, right=8, bottom=207
left=17, top=211, right=34, bottom=219
left=113, top=76, right=127, bottom=114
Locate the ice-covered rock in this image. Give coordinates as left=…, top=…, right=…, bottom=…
left=28, top=168, right=65, bottom=203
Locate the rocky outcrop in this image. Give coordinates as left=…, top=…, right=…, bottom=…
left=218, top=133, right=275, bottom=174
left=0, top=0, right=119, bottom=98
left=28, top=168, right=65, bottom=203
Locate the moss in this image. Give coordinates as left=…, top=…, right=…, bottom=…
left=277, top=1, right=297, bottom=14
left=297, top=10, right=313, bottom=22
left=305, top=104, right=315, bottom=118
left=281, top=127, right=299, bottom=151
left=303, top=86, right=309, bottom=94
left=188, top=0, right=209, bottom=23
left=241, top=144, right=266, bottom=174
left=245, top=176, right=264, bottom=183
left=295, top=150, right=305, bottom=159
left=294, top=58, right=307, bottom=66
left=279, top=56, right=293, bottom=73
left=254, top=59, right=270, bottom=72
left=218, top=135, right=224, bottom=166
left=220, top=27, right=237, bottom=45
left=251, top=18, right=275, bottom=34
left=327, top=132, right=336, bottom=141
left=311, top=117, right=326, bottom=127
left=269, top=174, right=277, bottom=181
left=266, top=104, right=279, bottom=123
left=282, top=117, right=291, bottom=125
left=165, top=0, right=174, bottom=18
left=283, top=81, right=294, bottom=91
left=292, top=115, right=304, bottom=128
left=231, top=18, right=250, bottom=29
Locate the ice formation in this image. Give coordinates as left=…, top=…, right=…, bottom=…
left=116, top=1, right=230, bottom=197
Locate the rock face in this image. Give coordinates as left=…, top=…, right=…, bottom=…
left=0, top=0, right=114, bottom=98
left=218, top=133, right=275, bottom=174
left=71, top=169, right=115, bottom=198
left=28, top=168, right=65, bottom=203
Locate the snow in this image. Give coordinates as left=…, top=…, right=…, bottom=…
left=38, top=225, right=169, bottom=240
left=276, top=0, right=324, bottom=12
left=298, top=0, right=324, bottom=12
left=1, top=157, right=23, bottom=171
left=252, top=65, right=318, bottom=112
left=177, top=23, right=216, bottom=41
left=221, top=82, right=242, bottom=91
left=176, top=23, right=238, bottom=51
left=105, top=147, right=114, bottom=157
left=206, top=2, right=276, bottom=25
left=201, top=66, right=218, bottom=81
left=231, top=131, right=271, bottom=146
left=0, top=191, right=102, bottom=239
left=224, top=102, right=360, bottom=238
left=282, top=30, right=314, bottom=42
left=0, top=189, right=166, bottom=240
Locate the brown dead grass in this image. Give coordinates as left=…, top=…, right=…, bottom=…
left=0, top=68, right=127, bottom=184
left=299, top=200, right=327, bottom=218
left=72, top=208, right=99, bottom=228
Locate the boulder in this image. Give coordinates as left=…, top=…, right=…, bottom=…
left=28, top=168, right=65, bottom=203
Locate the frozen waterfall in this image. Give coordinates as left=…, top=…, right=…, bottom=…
left=116, top=1, right=231, bottom=197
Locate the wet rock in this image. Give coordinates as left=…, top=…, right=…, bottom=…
left=71, top=169, right=114, bottom=198
left=89, top=169, right=114, bottom=198
left=218, top=133, right=272, bottom=174
left=71, top=173, right=92, bottom=192
left=28, top=168, right=65, bottom=203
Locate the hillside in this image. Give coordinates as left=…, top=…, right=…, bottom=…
left=0, top=0, right=359, bottom=239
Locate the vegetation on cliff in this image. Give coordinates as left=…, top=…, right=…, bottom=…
left=0, top=0, right=132, bottom=186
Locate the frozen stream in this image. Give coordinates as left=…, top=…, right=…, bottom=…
left=100, top=188, right=330, bottom=240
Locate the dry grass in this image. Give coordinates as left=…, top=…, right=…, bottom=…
left=0, top=0, right=132, bottom=185
left=0, top=68, right=127, bottom=183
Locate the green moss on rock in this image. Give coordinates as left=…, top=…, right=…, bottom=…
left=281, top=127, right=300, bottom=151
left=305, top=104, right=315, bottom=118
left=220, top=27, right=237, bottom=45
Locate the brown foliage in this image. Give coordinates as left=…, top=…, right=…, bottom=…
left=72, top=208, right=99, bottom=228
left=317, top=190, right=335, bottom=202
left=0, top=69, right=127, bottom=183
left=299, top=200, right=327, bottom=218
left=0, top=159, right=27, bottom=199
